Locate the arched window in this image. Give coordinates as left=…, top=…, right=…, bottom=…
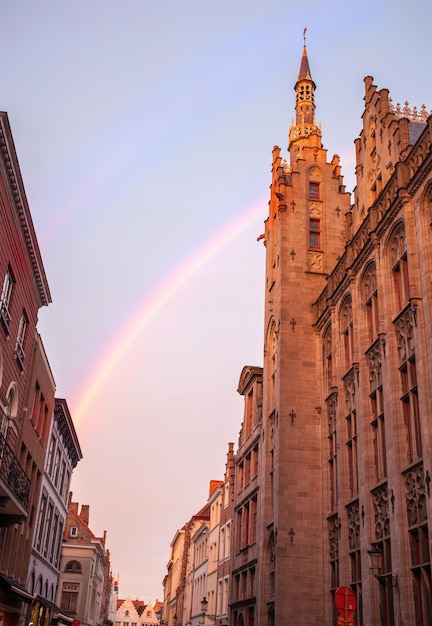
left=65, top=560, right=82, bottom=573
left=423, top=182, right=432, bottom=225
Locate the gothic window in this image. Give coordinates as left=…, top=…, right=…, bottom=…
left=362, top=261, right=379, bottom=345
left=423, top=182, right=432, bottom=226
left=328, top=514, right=340, bottom=591
left=327, top=393, right=338, bottom=511
left=400, top=356, right=421, bottom=463
left=394, top=302, right=420, bottom=463
left=389, top=222, right=410, bottom=312
left=323, top=324, right=333, bottom=394
left=367, top=343, right=387, bottom=481
left=371, top=485, right=395, bottom=625
left=344, top=370, right=358, bottom=497
left=403, top=464, right=431, bottom=625
left=347, top=502, right=363, bottom=623
left=340, top=295, right=354, bottom=372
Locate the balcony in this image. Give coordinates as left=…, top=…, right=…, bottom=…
left=0, top=432, right=30, bottom=526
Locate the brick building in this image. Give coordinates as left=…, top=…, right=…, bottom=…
left=0, top=110, right=52, bottom=626
left=56, top=498, right=111, bottom=626
left=27, top=398, right=82, bottom=626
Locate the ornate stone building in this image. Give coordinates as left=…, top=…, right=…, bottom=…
left=162, top=43, right=432, bottom=626
left=251, top=43, right=432, bottom=626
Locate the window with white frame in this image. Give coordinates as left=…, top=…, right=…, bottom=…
left=0, top=266, right=14, bottom=331
left=15, top=309, right=28, bottom=368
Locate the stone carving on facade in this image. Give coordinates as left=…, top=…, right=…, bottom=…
left=389, top=98, right=432, bottom=123
left=371, top=483, right=390, bottom=540
left=366, top=340, right=382, bottom=390
left=308, top=250, right=323, bottom=272
left=326, top=391, right=338, bottom=438
left=389, top=222, right=406, bottom=266
left=362, top=262, right=377, bottom=300
left=347, top=500, right=360, bottom=551
left=394, top=305, right=415, bottom=365
left=308, top=202, right=322, bottom=216
left=343, top=368, right=356, bottom=414
left=328, top=514, right=340, bottom=561
left=404, top=462, right=427, bottom=527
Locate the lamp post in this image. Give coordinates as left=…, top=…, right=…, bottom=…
left=367, top=544, right=398, bottom=588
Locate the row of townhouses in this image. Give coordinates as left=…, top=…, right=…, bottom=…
left=162, top=44, right=432, bottom=626
left=0, top=112, right=112, bottom=626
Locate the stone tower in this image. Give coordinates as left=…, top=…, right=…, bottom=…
left=257, top=43, right=351, bottom=624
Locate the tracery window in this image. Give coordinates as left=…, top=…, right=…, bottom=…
left=367, top=343, right=387, bottom=481
left=344, top=370, right=358, bottom=497
left=394, top=305, right=421, bottom=463
left=362, top=261, right=379, bottom=345
left=404, top=464, right=431, bottom=625
left=389, top=223, right=409, bottom=312
left=340, top=295, right=354, bottom=372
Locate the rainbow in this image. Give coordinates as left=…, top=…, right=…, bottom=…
left=73, top=200, right=267, bottom=425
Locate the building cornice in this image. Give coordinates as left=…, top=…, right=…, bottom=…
left=0, top=112, right=51, bottom=307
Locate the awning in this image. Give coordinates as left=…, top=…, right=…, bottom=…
left=0, top=573, right=34, bottom=602
left=35, top=596, right=73, bottom=623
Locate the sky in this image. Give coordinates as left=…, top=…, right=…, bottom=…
left=1, top=0, right=432, bottom=604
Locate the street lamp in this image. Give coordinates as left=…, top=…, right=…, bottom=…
left=201, top=597, right=208, bottom=616
left=367, top=544, right=398, bottom=588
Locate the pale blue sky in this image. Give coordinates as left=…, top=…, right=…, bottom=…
left=1, top=0, right=431, bottom=603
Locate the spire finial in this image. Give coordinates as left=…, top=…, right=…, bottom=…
left=303, top=27, right=307, bottom=46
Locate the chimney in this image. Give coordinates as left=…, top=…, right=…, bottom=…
left=80, top=504, right=90, bottom=525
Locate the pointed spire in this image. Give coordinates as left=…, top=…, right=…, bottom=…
left=288, top=33, right=321, bottom=151
left=297, top=29, right=312, bottom=81
left=298, top=44, right=313, bottom=82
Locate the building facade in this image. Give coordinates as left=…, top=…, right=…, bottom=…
left=56, top=498, right=111, bottom=626
left=254, top=45, right=432, bottom=625
left=230, top=367, right=262, bottom=626
left=214, top=443, right=235, bottom=626
left=163, top=43, right=432, bottom=626
left=115, top=596, right=160, bottom=626
left=0, top=110, right=52, bottom=626
left=27, top=398, right=82, bottom=626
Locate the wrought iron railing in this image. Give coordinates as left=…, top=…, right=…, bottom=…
left=0, top=432, right=30, bottom=509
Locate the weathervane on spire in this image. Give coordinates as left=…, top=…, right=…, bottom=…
left=303, top=27, right=307, bottom=45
